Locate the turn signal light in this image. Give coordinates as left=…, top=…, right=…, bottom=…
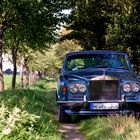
left=62, top=85, right=67, bottom=94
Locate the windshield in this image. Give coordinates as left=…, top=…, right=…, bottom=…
left=66, top=54, right=130, bottom=71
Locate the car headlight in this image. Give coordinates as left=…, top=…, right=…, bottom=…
left=132, top=83, right=140, bottom=92
left=79, top=84, right=87, bottom=93
left=70, top=84, right=78, bottom=93
left=123, top=83, right=131, bottom=92
left=69, top=83, right=87, bottom=93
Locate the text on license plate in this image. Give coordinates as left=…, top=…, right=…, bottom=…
left=90, top=103, right=119, bottom=110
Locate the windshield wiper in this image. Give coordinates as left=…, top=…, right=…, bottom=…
left=94, top=65, right=109, bottom=68
left=85, top=65, right=109, bottom=70
left=112, top=67, right=129, bottom=70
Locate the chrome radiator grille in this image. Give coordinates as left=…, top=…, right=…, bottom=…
left=90, top=80, right=120, bottom=100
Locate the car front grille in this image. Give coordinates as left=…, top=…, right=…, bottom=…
left=90, top=80, right=120, bottom=100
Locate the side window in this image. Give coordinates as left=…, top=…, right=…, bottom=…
left=117, top=55, right=128, bottom=69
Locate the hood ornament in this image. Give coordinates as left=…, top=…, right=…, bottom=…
left=102, top=69, right=106, bottom=76
left=91, top=69, right=118, bottom=81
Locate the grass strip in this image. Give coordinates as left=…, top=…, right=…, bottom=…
left=79, top=115, right=140, bottom=140
left=0, top=77, right=61, bottom=140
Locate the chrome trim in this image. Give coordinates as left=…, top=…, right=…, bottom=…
left=65, top=110, right=131, bottom=115
left=122, top=95, right=125, bottom=102
left=57, top=100, right=140, bottom=104
left=83, top=95, right=87, bottom=102
left=57, top=100, right=123, bottom=103
left=57, top=101, right=84, bottom=103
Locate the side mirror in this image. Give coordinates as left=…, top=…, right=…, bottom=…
left=58, top=67, right=62, bottom=74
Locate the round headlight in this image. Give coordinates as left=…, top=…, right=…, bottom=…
left=123, top=83, right=131, bottom=92
left=70, top=84, right=78, bottom=93
left=79, top=84, right=87, bottom=93
left=132, top=83, right=140, bottom=92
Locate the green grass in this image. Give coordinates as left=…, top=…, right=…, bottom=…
left=0, top=77, right=61, bottom=140
left=4, top=74, right=20, bottom=90
left=5, top=75, right=140, bottom=140
left=79, top=115, right=140, bottom=140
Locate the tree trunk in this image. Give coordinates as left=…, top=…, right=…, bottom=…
left=19, top=59, right=24, bottom=89
left=29, top=71, right=32, bottom=86
left=12, top=47, right=18, bottom=89
left=25, top=66, right=29, bottom=88
left=0, top=27, right=4, bottom=92
left=24, top=58, right=29, bottom=88
left=33, top=71, right=38, bottom=84
left=38, top=71, right=42, bottom=79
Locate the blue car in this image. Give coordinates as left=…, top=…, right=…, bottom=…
left=56, top=50, right=140, bottom=123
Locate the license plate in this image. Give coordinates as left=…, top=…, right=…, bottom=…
left=90, top=103, right=119, bottom=110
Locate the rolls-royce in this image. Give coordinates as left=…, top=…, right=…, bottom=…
left=56, top=50, right=140, bottom=122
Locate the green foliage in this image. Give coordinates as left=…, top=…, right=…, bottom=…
left=63, top=0, right=109, bottom=50
left=105, top=0, right=140, bottom=72
left=55, top=39, right=82, bottom=63
left=1, top=0, right=69, bottom=65
left=0, top=78, right=61, bottom=140
left=27, top=48, right=61, bottom=78
left=62, top=0, right=140, bottom=72
left=27, top=39, right=82, bottom=78
left=1, top=0, right=67, bottom=48
left=79, top=115, right=140, bottom=140
left=0, top=0, right=71, bottom=91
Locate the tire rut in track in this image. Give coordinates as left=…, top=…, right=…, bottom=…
left=54, top=108, right=87, bottom=140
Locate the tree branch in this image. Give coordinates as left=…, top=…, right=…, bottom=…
left=2, top=17, right=14, bottom=31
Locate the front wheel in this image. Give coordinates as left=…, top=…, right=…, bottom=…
left=59, top=106, right=71, bottom=123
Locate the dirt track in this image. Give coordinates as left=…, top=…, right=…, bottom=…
left=55, top=109, right=86, bottom=140
left=59, top=123, right=86, bottom=140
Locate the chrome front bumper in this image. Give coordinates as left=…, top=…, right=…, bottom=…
left=57, top=95, right=140, bottom=115
left=64, top=110, right=131, bottom=115
left=57, top=95, right=140, bottom=104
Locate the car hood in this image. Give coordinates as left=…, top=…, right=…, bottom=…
left=63, top=68, right=137, bottom=82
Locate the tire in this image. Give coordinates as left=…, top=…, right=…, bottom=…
left=59, top=106, right=71, bottom=123
left=56, top=92, right=58, bottom=102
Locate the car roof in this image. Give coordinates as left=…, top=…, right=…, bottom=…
left=66, top=50, right=127, bottom=57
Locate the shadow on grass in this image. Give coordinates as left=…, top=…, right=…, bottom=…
left=71, top=114, right=108, bottom=123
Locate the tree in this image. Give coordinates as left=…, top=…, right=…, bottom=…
left=55, top=39, right=82, bottom=64
left=1, top=0, right=69, bottom=91
left=62, top=0, right=140, bottom=72
left=105, top=0, right=140, bottom=72
left=24, top=39, right=82, bottom=79
left=62, top=0, right=109, bottom=50
left=28, top=48, right=61, bottom=78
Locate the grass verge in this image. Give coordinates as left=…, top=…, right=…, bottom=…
left=0, top=77, right=61, bottom=140
left=79, top=115, right=140, bottom=140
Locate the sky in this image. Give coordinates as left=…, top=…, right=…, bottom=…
left=62, top=9, right=71, bottom=15
left=3, top=54, right=13, bottom=71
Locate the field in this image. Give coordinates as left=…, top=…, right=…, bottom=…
left=4, top=74, right=20, bottom=90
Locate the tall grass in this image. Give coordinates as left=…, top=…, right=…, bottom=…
left=79, top=115, right=140, bottom=140
left=0, top=77, right=61, bottom=140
